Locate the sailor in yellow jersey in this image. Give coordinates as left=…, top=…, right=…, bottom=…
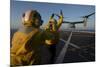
left=10, top=10, right=45, bottom=65
left=44, top=10, right=63, bottom=63
left=45, top=10, right=63, bottom=44
left=10, top=10, right=63, bottom=66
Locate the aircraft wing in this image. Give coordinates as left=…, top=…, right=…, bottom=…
left=71, top=21, right=84, bottom=24
left=63, top=21, right=71, bottom=23
left=63, top=21, right=84, bottom=24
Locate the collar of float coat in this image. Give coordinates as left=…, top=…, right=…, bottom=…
left=18, top=25, right=40, bottom=34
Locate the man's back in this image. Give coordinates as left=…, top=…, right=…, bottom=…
left=11, top=29, right=44, bottom=65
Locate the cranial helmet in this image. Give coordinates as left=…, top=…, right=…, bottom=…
left=22, top=10, right=43, bottom=27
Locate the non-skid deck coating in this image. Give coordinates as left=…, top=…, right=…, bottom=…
left=10, top=29, right=95, bottom=64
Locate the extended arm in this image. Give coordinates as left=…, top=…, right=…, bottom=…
left=56, top=10, right=63, bottom=29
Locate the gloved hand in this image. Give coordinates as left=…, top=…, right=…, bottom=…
left=50, top=13, right=55, bottom=19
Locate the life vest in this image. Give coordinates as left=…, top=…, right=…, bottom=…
left=44, top=30, right=59, bottom=46
left=11, top=29, right=44, bottom=65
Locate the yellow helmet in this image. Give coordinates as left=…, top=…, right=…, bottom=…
left=22, top=10, right=43, bottom=27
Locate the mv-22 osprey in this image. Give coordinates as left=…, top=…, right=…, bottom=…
left=53, top=11, right=95, bottom=63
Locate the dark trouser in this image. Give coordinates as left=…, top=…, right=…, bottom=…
left=48, top=45, right=56, bottom=64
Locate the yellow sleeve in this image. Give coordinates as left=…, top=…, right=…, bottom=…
left=57, top=15, right=63, bottom=29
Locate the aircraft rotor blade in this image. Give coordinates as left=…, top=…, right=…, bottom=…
left=81, top=12, right=95, bottom=18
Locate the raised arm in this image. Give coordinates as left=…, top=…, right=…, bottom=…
left=57, top=10, right=63, bottom=29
